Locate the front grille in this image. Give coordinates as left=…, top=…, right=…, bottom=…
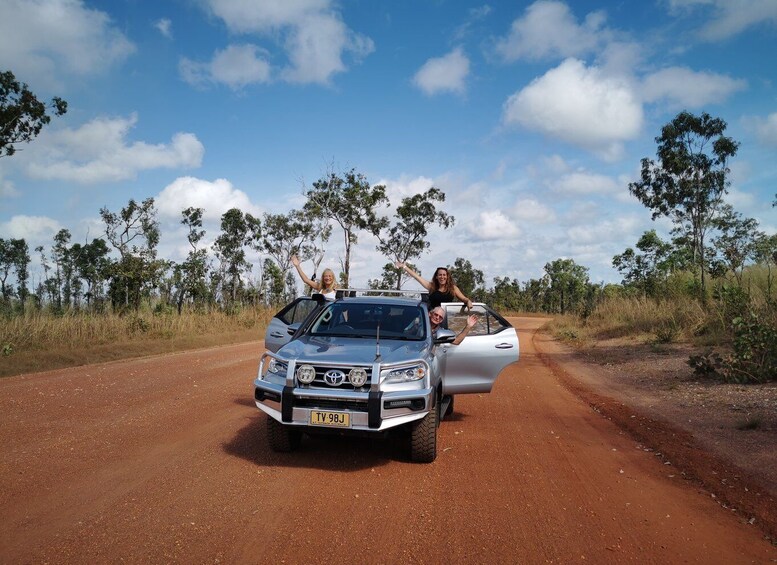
left=296, top=397, right=369, bottom=411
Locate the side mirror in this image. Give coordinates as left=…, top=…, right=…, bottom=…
left=434, top=329, right=456, bottom=344
left=287, top=323, right=301, bottom=336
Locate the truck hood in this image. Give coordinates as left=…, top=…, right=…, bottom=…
left=276, top=335, right=430, bottom=365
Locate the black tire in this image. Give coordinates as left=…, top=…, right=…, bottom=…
left=410, top=396, right=438, bottom=463
left=267, top=416, right=302, bottom=452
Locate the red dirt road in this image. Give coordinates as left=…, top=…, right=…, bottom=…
left=1, top=317, right=774, bottom=564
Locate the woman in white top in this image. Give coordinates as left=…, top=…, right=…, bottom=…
left=291, top=255, right=337, bottom=299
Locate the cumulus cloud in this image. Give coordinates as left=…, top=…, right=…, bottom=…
left=668, top=0, right=777, bottom=41
left=378, top=175, right=438, bottom=202
left=181, top=44, right=272, bottom=89
left=549, top=171, right=621, bottom=196
left=200, top=0, right=373, bottom=85
left=566, top=216, right=642, bottom=245
left=155, top=18, right=173, bottom=39
left=0, top=0, right=135, bottom=88
left=20, top=114, right=204, bottom=184
left=511, top=198, right=557, bottom=223
left=0, top=215, right=62, bottom=244
left=468, top=211, right=521, bottom=240
left=641, top=67, right=746, bottom=108
left=502, top=58, right=643, bottom=160
left=494, top=0, right=607, bottom=62
left=155, top=177, right=262, bottom=221
left=747, top=112, right=777, bottom=147
left=413, top=48, right=470, bottom=96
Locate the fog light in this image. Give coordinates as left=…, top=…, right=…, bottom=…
left=349, top=368, right=368, bottom=387
left=296, top=364, right=316, bottom=384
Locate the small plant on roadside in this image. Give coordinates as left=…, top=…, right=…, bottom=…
left=688, top=351, right=724, bottom=379
left=654, top=321, right=680, bottom=344
left=2, top=343, right=13, bottom=356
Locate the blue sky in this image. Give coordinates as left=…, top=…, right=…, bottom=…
left=1, top=0, right=776, bottom=290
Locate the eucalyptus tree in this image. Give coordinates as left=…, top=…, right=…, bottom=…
left=173, top=207, right=210, bottom=312
left=0, top=70, right=67, bottom=158
left=612, top=230, right=673, bottom=297
left=71, top=238, right=110, bottom=310
left=100, top=197, right=162, bottom=310
left=304, top=168, right=388, bottom=287
left=377, top=187, right=454, bottom=289
left=257, top=210, right=316, bottom=300
left=448, top=257, right=485, bottom=300
left=543, top=258, right=590, bottom=315
left=710, top=205, right=762, bottom=286
left=629, top=111, right=739, bottom=296
left=213, top=208, right=252, bottom=308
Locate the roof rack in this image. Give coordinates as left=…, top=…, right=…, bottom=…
left=334, top=288, right=429, bottom=302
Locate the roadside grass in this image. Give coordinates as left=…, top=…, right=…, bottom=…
left=546, top=296, right=710, bottom=347
left=0, top=307, right=276, bottom=378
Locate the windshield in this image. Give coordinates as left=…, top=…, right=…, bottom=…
left=309, top=303, right=426, bottom=341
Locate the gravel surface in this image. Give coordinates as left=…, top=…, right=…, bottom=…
left=0, top=318, right=774, bottom=564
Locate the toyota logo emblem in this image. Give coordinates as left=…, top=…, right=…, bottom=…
left=323, top=370, right=346, bottom=386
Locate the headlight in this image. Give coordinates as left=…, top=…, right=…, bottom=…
left=268, top=358, right=288, bottom=375
left=348, top=367, right=368, bottom=387
left=383, top=364, right=426, bottom=383
left=296, top=364, right=316, bottom=384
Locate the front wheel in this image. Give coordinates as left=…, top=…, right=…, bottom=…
left=267, top=416, right=302, bottom=452
left=410, top=396, right=438, bottom=463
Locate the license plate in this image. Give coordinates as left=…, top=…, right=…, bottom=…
left=310, top=410, right=351, bottom=428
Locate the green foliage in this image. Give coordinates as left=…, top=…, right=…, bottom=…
left=377, top=187, right=454, bottom=289
left=448, top=258, right=485, bottom=300
left=304, top=168, right=388, bottom=287
left=689, top=309, right=777, bottom=383
left=1, top=69, right=67, bottom=158
left=629, top=111, right=739, bottom=296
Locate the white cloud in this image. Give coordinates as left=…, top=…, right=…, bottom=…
left=0, top=0, right=135, bottom=88
left=467, top=211, right=521, bottom=240
left=566, top=216, right=642, bottom=245
left=511, top=198, right=557, bottom=223
left=749, top=112, right=777, bottom=147
left=502, top=58, right=643, bottom=161
left=549, top=171, right=621, bottom=195
left=155, top=177, right=263, bottom=221
left=0, top=215, right=62, bottom=244
left=669, top=0, right=777, bottom=41
left=641, top=67, right=746, bottom=108
left=494, top=0, right=606, bottom=62
left=155, top=18, right=173, bottom=39
left=413, top=48, right=470, bottom=96
left=181, top=44, right=272, bottom=89
left=20, top=114, right=203, bottom=184
left=378, top=175, right=437, bottom=202
left=202, top=0, right=373, bottom=85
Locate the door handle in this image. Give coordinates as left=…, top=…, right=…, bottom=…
left=495, top=343, right=513, bottom=349
left=270, top=332, right=284, bottom=338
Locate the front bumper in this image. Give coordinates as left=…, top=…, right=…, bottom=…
left=254, top=354, right=434, bottom=432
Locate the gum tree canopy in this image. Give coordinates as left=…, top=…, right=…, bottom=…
left=628, top=111, right=739, bottom=295
left=0, top=70, right=67, bottom=158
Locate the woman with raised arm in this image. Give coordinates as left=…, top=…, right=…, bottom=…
left=291, top=255, right=337, bottom=300
left=395, top=262, right=473, bottom=310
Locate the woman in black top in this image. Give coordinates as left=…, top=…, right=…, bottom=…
left=395, top=262, right=473, bottom=310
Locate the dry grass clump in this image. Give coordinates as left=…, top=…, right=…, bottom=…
left=583, top=296, right=708, bottom=342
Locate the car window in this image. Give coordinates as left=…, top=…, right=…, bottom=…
left=276, top=298, right=318, bottom=325
left=309, top=302, right=425, bottom=340
left=444, top=304, right=509, bottom=336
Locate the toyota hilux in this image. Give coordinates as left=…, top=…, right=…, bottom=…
left=253, top=290, right=519, bottom=462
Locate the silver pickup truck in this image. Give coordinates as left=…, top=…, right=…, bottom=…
left=253, top=290, right=519, bottom=462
